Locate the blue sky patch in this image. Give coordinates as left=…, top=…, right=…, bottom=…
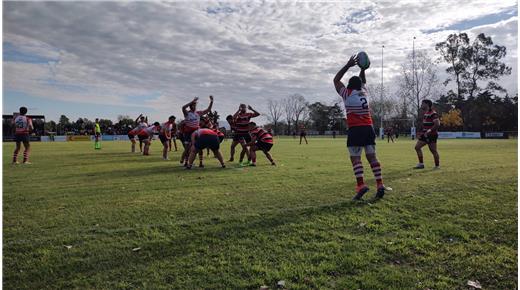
left=3, top=42, right=59, bottom=64
left=423, top=7, right=517, bottom=33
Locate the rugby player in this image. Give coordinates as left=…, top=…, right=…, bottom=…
left=414, top=99, right=440, bottom=169
left=12, top=106, right=33, bottom=164
left=247, top=122, right=276, bottom=166
left=334, top=55, right=387, bottom=200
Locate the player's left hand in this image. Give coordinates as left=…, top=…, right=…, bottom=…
left=209, top=95, right=213, bottom=101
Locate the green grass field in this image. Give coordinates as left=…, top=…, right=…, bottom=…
left=3, top=137, right=518, bottom=289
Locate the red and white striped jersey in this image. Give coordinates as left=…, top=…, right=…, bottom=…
left=339, top=86, right=373, bottom=127
left=160, top=121, right=173, bottom=136
left=13, top=115, right=32, bottom=135
left=137, top=121, right=148, bottom=130
left=422, top=110, right=439, bottom=135
left=184, top=111, right=202, bottom=130
left=250, top=127, right=273, bottom=144
left=194, top=128, right=218, bottom=138
left=138, top=125, right=159, bottom=137
left=234, top=112, right=255, bottom=133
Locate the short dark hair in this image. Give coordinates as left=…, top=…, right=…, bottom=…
left=226, top=115, right=233, bottom=120
left=19, top=106, right=28, bottom=115
left=249, top=122, right=256, bottom=127
left=422, top=99, right=433, bottom=108
left=347, top=76, right=362, bottom=90
left=153, top=122, right=160, bottom=126
left=169, top=115, right=176, bottom=120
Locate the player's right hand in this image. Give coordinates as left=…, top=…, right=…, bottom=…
left=347, top=55, right=356, bottom=67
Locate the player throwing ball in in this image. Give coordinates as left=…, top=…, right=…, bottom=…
left=334, top=54, right=387, bottom=200
left=414, top=99, right=440, bottom=169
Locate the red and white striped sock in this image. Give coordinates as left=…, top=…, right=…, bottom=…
left=352, top=161, right=364, bottom=186
left=23, top=150, right=30, bottom=163
left=12, top=152, right=18, bottom=163
left=370, top=161, right=383, bottom=187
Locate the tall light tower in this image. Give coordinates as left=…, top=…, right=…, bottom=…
left=380, top=44, right=385, bottom=139
left=412, top=36, right=416, bottom=140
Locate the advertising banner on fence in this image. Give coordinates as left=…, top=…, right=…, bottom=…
left=483, top=132, right=508, bottom=139
left=66, top=135, right=91, bottom=141
left=438, top=132, right=481, bottom=139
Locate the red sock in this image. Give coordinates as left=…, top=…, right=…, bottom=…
left=23, top=150, right=29, bottom=163
left=12, top=152, right=18, bottom=163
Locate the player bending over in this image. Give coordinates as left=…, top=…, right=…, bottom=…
left=137, top=122, right=160, bottom=156
left=159, top=115, right=176, bottom=160
left=334, top=55, right=387, bottom=200
left=247, top=122, right=276, bottom=166
left=185, top=128, right=226, bottom=169
left=414, top=99, right=440, bottom=169
left=12, top=106, right=34, bottom=164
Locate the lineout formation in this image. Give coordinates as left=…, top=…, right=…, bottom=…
left=121, top=97, right=276, bottom=169
left=11, top=52, right=441, bottom=201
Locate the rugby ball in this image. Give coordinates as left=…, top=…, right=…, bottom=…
left=356, top=51, right=370, bottom=69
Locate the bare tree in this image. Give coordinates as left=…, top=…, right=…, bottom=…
left=291, top=94, right=309, bottom=130
left=397, top=50, right=440, bottom=120
left=282, top=96, right=296, bottom=134
left=366, top=83, right=399, bottom=128
left=266, top=99, right=283, bottom=135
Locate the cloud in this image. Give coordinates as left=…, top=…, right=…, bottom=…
left=3, top=1, right=517, bottom=122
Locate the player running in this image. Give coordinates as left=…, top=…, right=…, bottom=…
left=185, top=128, right=226, bottom=169
left=137, top=122, right=160, bottom=156
left=94, top=118, right=102, bottom=149
left=181, top=96, right=213, bottom=166
left=414, top=99, right=440, bottom=169
left=248, top=122, right=276, bottom=166
left=159, top=115, right=176, bottom=160
left=12, top=106, right=34, bottom=164
left=334, top=55, right=388, bottom=200
left=230, top=104, right=260, bottom=165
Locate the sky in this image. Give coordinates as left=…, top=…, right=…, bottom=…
left=2, top=1, right=518, bottom=124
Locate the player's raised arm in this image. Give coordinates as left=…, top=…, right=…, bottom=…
left=333, top=55, right=356, bottom=94
left=134, top=114, right=142, bottom=124
left=182, top=97, right=198, bottom=116
left=248, top=105, right=260, bottom=117
left=233, top=107, right=241, bottom=120
left=200, top=95, right=214, bottom=115
left=359, top=68, right=367, bottom=85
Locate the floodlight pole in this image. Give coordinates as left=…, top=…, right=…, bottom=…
left=380, top=44, right=384, bottom=139
left=412, top=36, right=416, bottom=140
